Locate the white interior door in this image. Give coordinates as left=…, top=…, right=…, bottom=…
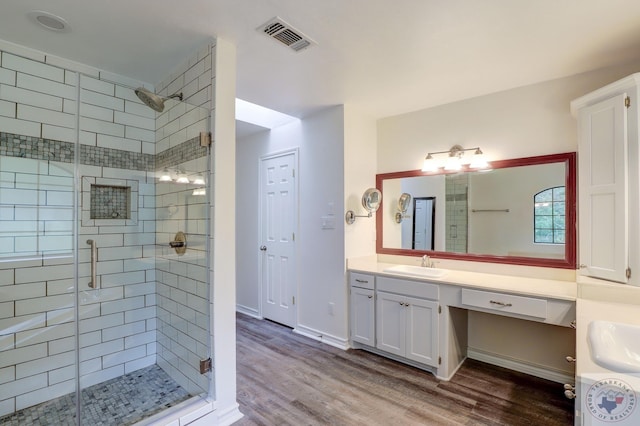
left=260, top=151, right=297, bottom=327
left=413, top=198, right=435, bottom=250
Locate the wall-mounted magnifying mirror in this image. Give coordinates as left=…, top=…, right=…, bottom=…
left=346, top=188, right=382, bottom=224
left=395, top=193, right=412, bottom=223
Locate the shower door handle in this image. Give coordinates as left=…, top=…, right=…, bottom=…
left=87, top=239, right=98, bottom=289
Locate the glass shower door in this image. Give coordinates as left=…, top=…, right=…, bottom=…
left=76, top=77, right=211, bottom=424
left=0, top=135, right=78, bottom=423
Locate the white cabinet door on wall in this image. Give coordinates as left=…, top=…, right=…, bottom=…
left=376, top=291, right=439, bottom=367
left=350, top=286, right=375, bottom=346
left=576, top=93, right=629, bottom=283
left=376, top=291, right=405, bottom=357
left=405, top=296, right=439, bottom=366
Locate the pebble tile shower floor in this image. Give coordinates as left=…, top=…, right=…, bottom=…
left=1, top=365, right=192, bottom=425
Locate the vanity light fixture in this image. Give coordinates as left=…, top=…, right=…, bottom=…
left=422, top=145, right=489, bottom=172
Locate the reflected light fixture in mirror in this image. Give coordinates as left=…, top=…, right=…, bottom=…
left=193, top=174, right=205, bottom=185
left=175, top=170, right=190, bottom=184
left=422, top=145, right=489, bottom=172
left=159, top=168, right=172, bottom=182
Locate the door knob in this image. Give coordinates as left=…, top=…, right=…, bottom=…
left=259, top=245, right=267, bottom=251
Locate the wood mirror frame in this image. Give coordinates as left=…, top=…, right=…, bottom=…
left=375, top=152, right=577, bottom=269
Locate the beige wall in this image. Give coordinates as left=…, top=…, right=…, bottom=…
left=376, top=59, right=640, bottom=378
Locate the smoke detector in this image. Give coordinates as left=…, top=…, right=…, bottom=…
left=257, top=17, right=316, bottom=52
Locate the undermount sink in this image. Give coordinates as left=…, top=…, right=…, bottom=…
left=588, top=320, right=640, bottom=373
left=383, top=264, right=448, bottom=279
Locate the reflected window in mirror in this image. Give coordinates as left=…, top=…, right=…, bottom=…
left=534, top=186, right=566, bottom=244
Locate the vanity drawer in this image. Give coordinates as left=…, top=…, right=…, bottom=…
left=377, top=277, right=439, bottom=300
left=461, top=288, right=547, bottom=319
left=350, top=272, right=375, bottom=290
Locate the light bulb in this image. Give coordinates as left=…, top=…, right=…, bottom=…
left=444, top=155, right=462, bottom=171
left=421, top=154, right=438, bottom=172
left=193, top=174, right=205, bottom=185
left=469, top=149, right=489, bottom=169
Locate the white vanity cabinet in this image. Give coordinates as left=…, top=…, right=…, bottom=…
left=376, top=277, right=439, bottom=367
left=349, top=272, right=375, bottom=346
left=571, top=74, right=640, bottom=284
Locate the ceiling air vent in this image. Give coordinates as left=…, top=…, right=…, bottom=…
left=258, top=17, right=316, bottom=52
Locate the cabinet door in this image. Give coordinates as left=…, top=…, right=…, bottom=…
left=351, top=286, right=375, bottom=346
left=578, top=94, right=629, bottom=283
left=405, top=296, right=439, bottom=366
left=376, top=291, right=405, bottom=357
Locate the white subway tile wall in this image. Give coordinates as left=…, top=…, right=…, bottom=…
left=154, top=44, right=213, bottom=397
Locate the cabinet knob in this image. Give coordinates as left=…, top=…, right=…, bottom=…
left=565, top=356, right=576, bottom=363
left=259, top=245, right=267, bottom=251
left=367, top=295, right=373, bottom=299
left=564, top=390, right=576, bottom=400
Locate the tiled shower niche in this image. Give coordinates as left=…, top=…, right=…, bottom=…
left=81, top=176, right=139, bottom=226
left=90, top=184, right=131, bottom=219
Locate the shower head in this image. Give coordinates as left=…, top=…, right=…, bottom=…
left=134, top=87, right=183, bottom=112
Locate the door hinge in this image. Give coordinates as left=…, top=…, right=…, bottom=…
left=627, top=267, right=632, bottom=279
left=438, top=305, right=442, bottom=314
left=293, top=169, right=295, bottom=178
left=438, top=356, right=442, bottom=365
left=625, top=96, right=631, bottom=108
left=292, top=296, right=296, bottom=305
left=292, top=232, right=295, bottom=242
left=199, top=357, right=212, bottom=374
left=200, top=131, right=212, bottom=147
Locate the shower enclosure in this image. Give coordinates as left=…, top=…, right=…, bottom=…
left=0, top=52, right=212, bottom=424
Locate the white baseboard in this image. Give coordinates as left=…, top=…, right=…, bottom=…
left=189, top=402, right=243, bottom=426
left=293, top=324, right=349, bottom=350
left=236, top=304, right=261, bottom=319
left=467, top=348, right=573, bottom=384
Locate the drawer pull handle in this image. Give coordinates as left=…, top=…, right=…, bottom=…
left=489, top=300, right=513, bottom=307
left=355, top=279, right=369, bottom=283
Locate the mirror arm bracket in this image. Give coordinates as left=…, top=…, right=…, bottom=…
left=345, top=210, right=373, bottom=224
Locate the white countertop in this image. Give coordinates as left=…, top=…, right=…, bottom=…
left=348, top=257, right=577, bottom=301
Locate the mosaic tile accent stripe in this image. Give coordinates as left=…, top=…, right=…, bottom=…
left=155, top=136, right=209, bottom=171
left=0, top=365, right=191, bottom=426
left=79, top=144, right=155, bottom=171
left=1, top=132, right=208, bottom=172
left=0, top=132, right=74, bottom=162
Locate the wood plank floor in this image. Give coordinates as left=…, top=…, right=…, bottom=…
left=234, top=313, right=574, bottom=425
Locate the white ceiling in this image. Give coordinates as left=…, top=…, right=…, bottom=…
left=2, top=1, right=640, bottom=122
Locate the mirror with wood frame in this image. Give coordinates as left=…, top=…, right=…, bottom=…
left=376, top=152, right=576, bottom=269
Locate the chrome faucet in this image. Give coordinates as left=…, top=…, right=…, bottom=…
left=421, top=255, right=432, bottom=268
